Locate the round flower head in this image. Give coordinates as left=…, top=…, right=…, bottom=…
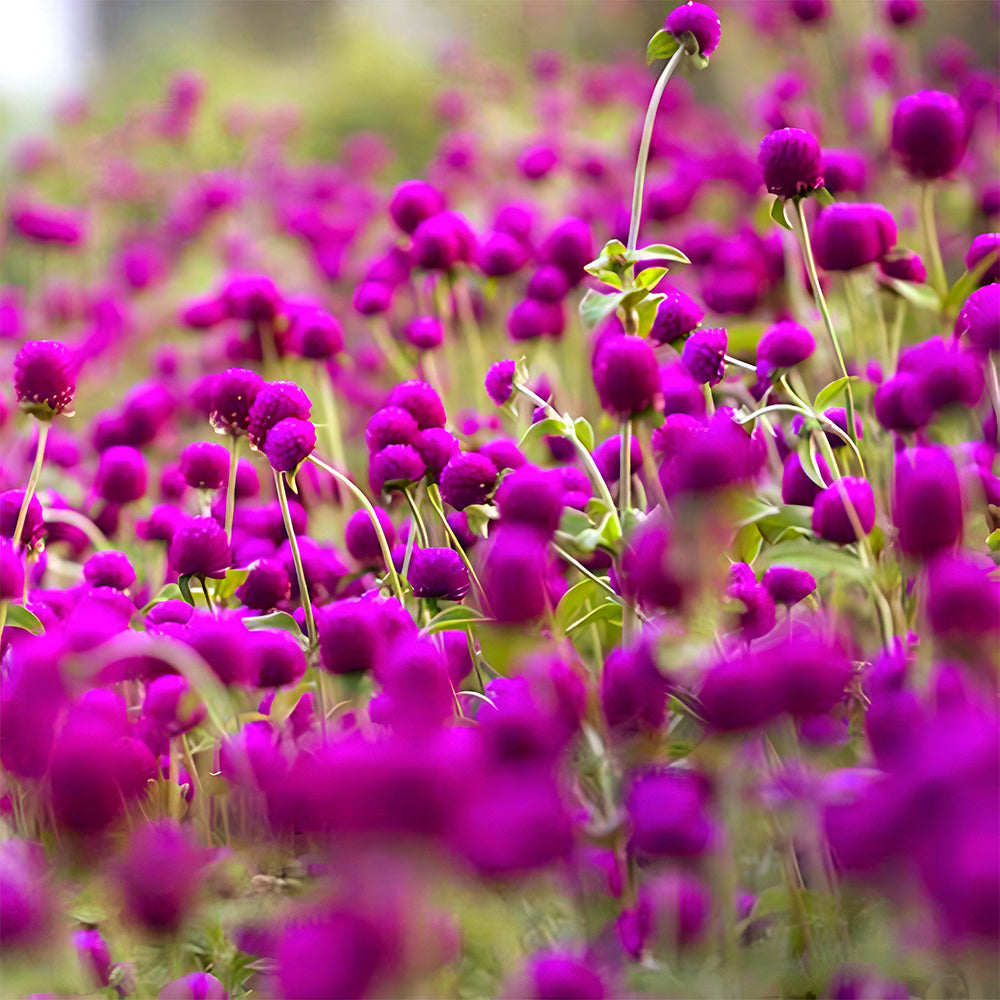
left=0, top=537, right=25, bottom=600
left=263, top=417, right=315, bottom=473
left=479, top=526, right=550, bottom=623
left=403, top=315, right=444, bottom=351
left=83, top=550, right=135, bottom=591
left=791, top=0, right=828, bottom=21
left=966, top=233, right=999, bottom=285
left=365, top=406, right=420, bottom=453
left=955, top=284, right=1000, bottom=354
left=288, top=307, right=343, bottom=359
left=235, top=557, right=290, bottom=611
left=180, top=441, right=229, bottom=490
left=159, top=972, right=227, bottom=1000
left=14, top=340, right=76, bottom=419
left=410, top=211, right=475, bottom=271
left=247, top=381, right=311, bottom=451
left=812, top=203, right=897, bottom=272
left=891, top=90, right=969, bottom=180
left=762, top=565, right=816, bottom=605
left=415, top=427, right=460, bottom=481
left=539, top=217, right=594, bottom=285
left=222, top=273, right=282, bottom=322
left=892, top=447, right=963, bottom=558
left=344, top=507, right=395, bottom=566
left=878, top=248, right=927, bottom=284
left=210, top=367, right=263, bottom=436
left=495, top=464, right=564, bottom=538
left=602, top=638, right=671, bottom=733
left=526, top=266, right=570, bottom=302
left=96, top=446, right=148, bottom=504
left=758, top=128, right=824, bottom=199
left=812, top=477, right=876, bottom=544
left=0, top=839, right=53, bottom=949
left=925, top=554, right=1000, bottom=638
left=886, top=0, right=924, bottom=25
left=665, top=2, right=722, bottom=58
left=627, top=768, right=715, bottom=858
left=822, top=149, right=868, bottom=195
left=250, top=629, right=307, bottom=688
left=517, top=143, right=559, bottom=181
left=512, top=953, right=607, bottom=1000
left=352, top=280, right=393, bottom=316
left=408, top=547, right=470, bottom=601
left=485, top=360, right=516, bottom=406
left=648, top=285, right=704, bottom=344
left=756, top=320, right=815, bottom=377
left=369, top=444, right=426, bottom=494
left=169, top=516, right=231, bottom=579
left=73, top=928, right=112, bottom=989
left=389, top=178, right=446, bottom=235
left=476, top=231, right=530, bottom=277
left=593, top=335, right=661, bottom=416
left=318, top=599, right=386, bottom=674
left=386, top=379, right=446, bottom=429
left=682, top=327, right=727, bottom=385
left=440, top=451, right=498, bottom=510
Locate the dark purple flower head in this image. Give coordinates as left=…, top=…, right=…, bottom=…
left=10, top=200, right=85, bottom=245
left=210, top=367, right=263, bottom=436
left=389, top=179, right=446, bottom=234
left=14, top=340, right=76, bottom=419
left=410, top=211, right=476, bottom=271
left=726, top=563, right=777, bottom=640
left=408, top=547, right=470, bottom=601
left=479, top=526, right=550, bottom=623
left=96, top=446, right=148, bottom=504
left=369, top=444, right=426, bottom=494
left=886, top=0, right=924, bottom=26
left=517, top=143, right=560, bottom=181
left=365, top=406, right=420, bottom=453
left=628, top=768, right=715, bottom=858
left=318, top=599, right=386, bottom=675
left=143, top=675, right=205, bottom=736
left=822, top=149, right=868, bottom=195
left=235, top=557, right=290, bottom=611
left=897, top=336, right=985, bottom=409
left=180, top=441, right=229, bottom=491
left=485, top=360, right=516, bottom=406
left=512, top=953, right=607, bottom=1000
left=386, top=379, right=446, bottom=429
left=682, top=327, right=728, bottom=385
left=758, top=128, right=824, bottom=199
left=288, top=307, right=343, bottom=359
left=83, top=550, right=135, bottom=591
left=539, top=217, right=594, bottom=285
left=247, top=381, right=311, bottom=452
left=180, top=294, right=228, bottom=329
left=495, top=464, right=564, bottom=539
left=352, top=280, right=393, bottom=316
left=602, top=637, right=672, bottom=734
left=344, top=507, right=395, bottom=566
left=169, top=516, right=231, bottom=579
left=790, top=0, right=829, bottom=22
left=954, top=285, right=1000, bottom=354
left=813, top=203, right=897, bottom=272
left=648, top=285, right=704, bottom=344
left=222, top=273, right=282, bottom=322
left=757, top=320, right=816, bottom=377
left=476, top=231, right=530, bottom=277
left=594, top=433, right=642, bottom=486
left=250, top=629, right=307, bottom=688
left=403, top=315, right=444, bottom=350
left=0, top=538, right=25, bottom=601
left=878, top=248, right=927, bottom=284
left=660, top=361, right=707, bottom=417
left=159, top=972, right=228, bottom=1000
left=665, top=2, right=722, bottom=58
left=415, top=427, right=460, bottom=481
left=762, top=565, right=816, bottom=605
left=440, top=451, right=498, bottom=510
left=617, top=516, right=685, bottom=613
left=965, top=233, right=999, bottom=285
left=893, top=447, right=963, bottom=558
left=0, top=839, right=53, bottom=949
left=925, top=554, right=1000, bottom=638
left=73, top=928, right=112, bottom=989
left=812, top=477, right=876, bottom=544
left=593, top=335, right=661, bottom=416
left=0, top=490, right=44, bottom=549
left=507, top=298, right=562, bottom=342
left=263, top=417, right=315, bottom=473
left=891, top=90, right=969, bottom=180
left=526, top=265, right=570, bottom=302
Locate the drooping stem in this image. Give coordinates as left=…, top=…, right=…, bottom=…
left=13, top=420, right=50, bottom=555
left=224, top=435, right=239, bottom=544
left=919, top=182, right=948, bottom=301
left=788, top=198, right=859, bottom=452
left=273, top=469, right=317, bottom=648
left=627, top=45, right=685, bottom=253
left=308, top=454, right=405, bottom=603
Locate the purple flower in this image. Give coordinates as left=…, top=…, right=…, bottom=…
left=790, top=0, right=828, bottom=21
left=602, top=637, right=672, bottom=733
left=665, top=1, right=722, bottom=58
left=812, top=203, right=897, bottom=272
left=965, top=233, right=999, bottom=285
left=0, top=840, right=53, bottom=949
left=812, top=477, right=876, bottom=544
left=648, top=285, right=704, bottom=344
left=517, top=143, right=560, bottom=181
left=892, top=447, right=963, bottom=558
left=96, top=446, right=148, bottom=504
left=247, top=381, right=311, bottom=452
left=369, top=444, right=427, bottom=494
left=593, top=335, right=661, bottom=416
left=389, top=178, right=446, bottom=234
left=476, top=230, right=530, bottom=276
left=13, top=340, right=77, bottom=419
left=250, top=629, right=307, bottom=688
left=344, top=507, right=395, bottom=566
left=955, top=285, right=1000, bottom=354
left=235, top=557, right=290, bottom=610
left=0, top=538, right=25, bottom=600
left=822, top=149, right=868, bottom=195
left=263, top=417, right=315, bottom=473
left=222, top=273, right=282, bottom=322
left=288, top=308, right=343, bottom=359
left=10, top=200, right=85, bottom=244
left=403, top=315, right=444, bottom=350
left=891, top=90, right=969, bottom=180
left=480, top=526, right=551, bottom=623
left=485, top=359, right=516, bottom=406
left=756, top=320, right=815, bottom=377
left=169, top=516, right=231, bottom=579
left=682, top=327, right=728, bottom=385
left=159, top=972, right=228, bottom=1000
left=180, top=441, right=229, bottom=490
left=758, top=128, right=824, bottom=199
left=925, top=554, right=1000, bottom=638
left=410, top=211, right=476, bottom=271
left=762, top=565, right=816, bottom=605
left=415, top=427, right=460, bottom=481
left=73, top=928, right=112, bottom=988
left=539, top=217, right=594, bottom=285
left=627, top=768, right=715, bottom=858
left=408, top=546, right=470, bottom=601
left=507, top=298, right=562, bottom=341
left=878, top=248, right=928, bottom=284
left=526, top=265, right=570, bottom=302
left=495, top=464, right=564, bottom=538
left=386, top=379, right=447, bottom=429
left=83, top=550, right=135, bottom=591
left=726, top=562, right=777, bottom=640
left=210, top=367, right=263, bottom=436
left=440, top=451, right=498, bottom=510
left=365, top=406, right=420, bottom=453
left=513, top=953, right=607, bottom=1000
left=886, top=0, right=924, bottom=25
left=318, top=598, right=389, bottom=674
left=617, top=516, right=685, bottom=612
left=352, top=280, right=393, bottom=316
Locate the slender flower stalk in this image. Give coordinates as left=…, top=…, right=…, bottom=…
left=224, top=436, right=239, bottom=544
left=919, top=183, right=948, bottom=301
left=12, top=421, right=50, bottom=554
left=273, top=469, right=317, bottom=648
left=316, top=365, right=347, bottom=472
left=426, top=482, right=488, bottom=607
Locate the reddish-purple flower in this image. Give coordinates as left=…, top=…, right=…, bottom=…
left=13, top=340, right=77, bottom=419
left=758, top=128, right=824, bottom=199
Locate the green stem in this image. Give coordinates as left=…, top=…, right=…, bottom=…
left=551, top=542, right=649, bottom=623
left=402, top=486, right=430, bottom=548
left=316, top=363, right=347, bottom=473
left=789, top=198, right=859, bottom=452
left=0, top=601, right=7, bottom=646
left=627, top=45, right=685, bottom=253
left=273, top=470, right=317, bottom=648
left=13, top=420, right=50, bottom=555
left=919, top=182, right=948, bottom=301
left=224, top=435, right=239, bottom=544
left=307, top=455, right=406, bottom=603
left=426, top=483, right=488, bottom=607
left=619, top=418, right=633, bottom=517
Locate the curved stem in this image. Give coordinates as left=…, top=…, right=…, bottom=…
left=224, top=435, right=239, bottom=544
left=919, top=182, right=948, bottom=301
left=627, top=45, right=685, bottom=253
left=425, top=483, right=488, bottom=607
left=316, top=363, right=347, bottom=473
left=402, top=486, right=430, bottom=548
left=273, top=469, right=317, bottom=648
left=13, top=420, right=50, bottom=554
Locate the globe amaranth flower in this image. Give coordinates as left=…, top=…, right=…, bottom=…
left=389, top=178, right=446, bottom=235
left=495, top=464, right=565, bottom=539
left=648, top=285, right=704, bottom=344
left=344, top=507, right=395, bottom=566
left=812, top=203, right=898, bottom=272
left=365, top=406, right=420, bottom=453
left=627, top=768, right=715, bottom=858
left=762, top=565, right=816, bottom=605
left=234, top=557, right=290, bottom=611
left=210, top=367, right=263, bottom=436
left=891, top=90, right=969, bottom=180
left=592, top=335, right=661, bottom=416
left=386, top=379, right=447, bottom=429
left=507, top=298, right=564, bottom=342
left=954, top=284, right=1000, bottom=354
left=408, top=546, right=470, bottom=601
left=263, top=417, right=316, bottom=473
left=180, top=441, right=229, bottom=490
left=812, top=477, right=876, bottom=544
left=892, top=447, right=963, bottom=558
left=288, top=307, right=343, bottom=359
left=681, top=327, right=727, bottom=385
left=758, top=128, right=824, bottom=199
left=485, top=360, right=516, bottom=406
left=83, top=550, right=136, bottom=591
left=476, top=230, right=530, bottom=277
left=756, top=320, right=816, bottom=377
left=665, top=2, right=722, bottom=58
left=14, top=340, right=77, bottom=419
left=369, top=444, right=427, bottom=494
left=96, top=446, right=148, bottom=504
left=821, top=149, right=868, bottom=195
left=539, top=217, right=594, bottom=285
left=403, top=315, right=444, bottom=351
left=415, top=427, right=460, bottom=481
left=247, top=381, right=311, bottom=452
left=222, top=273, right=282, bottom=322
left=168, top=516, right=231, bottom=579
left=878, top=248, right=927, bottom=284
left=250, top=629, right=307, bottom=688
left=965, top=233, right=999, bottom=285
left=0, top=537, right=25, bottom=600
left=440, top=451, right=498, bottom=510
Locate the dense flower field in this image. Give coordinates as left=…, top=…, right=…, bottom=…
left=1, top=1, right=998, bottom=997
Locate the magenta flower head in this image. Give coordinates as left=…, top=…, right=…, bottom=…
left=762, top=565, right=816, bottom=605
left=369, top=444, right=426, bottom=494
left=235, top=557, right=290, bottom=610
left=495, top=464, right=564, bottom=539
left=758, top=128, right=824, bottom=199
left=886, top=0, right=924, bottom=26
left=344, top=507, right=395, bottom=566
left=365, top=406, right=420, bottom=453
left=408, top=547, right=470, bottom=601
left=180, top=441, right=229, bottom=490
left=593, top=335, right=661, bottom=416
left=878, top=248, right=927, bottom=284
left=247, top=381, right=311, bottom=452
left=822, top=149, right=868, bottom=195
left=756, top=320, right=816, bottom=377
left=665, top=2, right=722, bottom=58
left=526, top=265, right=570, bottom=302
left=812, top=477, right=876, bottom=544
left=14, top=340, right=76, bottom=419
left=476, top=230, right=530, bottom=277
left=509, top=953, right=607, bottom=1000
left=440, top=451, right=498, bottom=510
left=627, top=768, right=715, bottom=859
left=318, top=599, right=388, bottom=675
left=73, top=928, right=112, bottom=988
left=507, top=298, right=562, bottom=342
left=403, top=315, right=444, bottom=351
left=389, top=178, right=446, bottom=234
left=250, top=628, right=307, bottom=688
left=954, top=285, right=1000, bottom=354
left=891, top=90, right=969, bottom=180
left=648, top=285, right=704, bottom=344
left=288, top=307, right=343, bottom=359
left=480, top=525, right=550, bottom=623
left=169, top=516, right=231, bottom=579
left=210, top=367, right=263, bottom=437
left=682, top=327, right=728, bottom=385
left=602, top=637, right=672, bottom=734
left=96, top=446, right=148, bottom=504
left=352, top=280, right=393, bottom=316
left=925, top=554, right=1000, bottom=638
left=617, top=516, right=685, bottom=612
left=485, top=360, right=516, bottom=406
left=222, top=273, right=282, bottom=322
left=892, top=447, right=963, bottom=558
left=386, top=379, right=447, bottom=429
left=965, top=233, right=999, bottom=285
left=83, top=550, right=136, bottom=591
left=410, top=211, right=476, bottom=271
left=813, top=203, right=897, bottom=272
left=159, top=972, right=228, bottom=1000
left=10, top=200, right=85, bottom=244
left=0, top=839, right=53, bottom=950
left=0, top=537, right=24, bottom=600
left=539, top=217, right=594, bottom=285
left=263, top=417, right=315, bottom=473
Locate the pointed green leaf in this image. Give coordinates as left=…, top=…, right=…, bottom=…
left=422, top=605, right=491, bottom=635
left=815, top=187, right=835, bottom=207
left=573, top=417, right=595, bottom=452
left=635, top=244, right=690, bottom=264
left=760, top=539, right=871, bottom=584
left=554, top=578, right=601, bottom=634
left=215, top=567, right=250, bottom=601
left=579, top=288, right=623, bottom=330
left=813, top=375, right=859, bottom=412
left=883, top=277, right=940, bottom=312
left=140, top=583, right=182, bottom=616
left=464, top=503, right=497, bottom=539
left=4, top=604, right=43, bottom=635
left=601, top=238, right=628, bottom=259
left=946, top=250, right=998, bottom=312
left=635, top=266, right=669, bottom=290
left=559, top=507, right=593, bottom=537
left=732, top=523, right=763, bottom=566
left=801, top=434, right=828, bottom=489
left=646, top=28, right=680, bottom=65
left=635, top=293, right=666, bottom=337
left=243, top=611, right=309, bottom=650
left=770, top=197, right=792, bottom=231
left=567, top=601, right=623, bottom=634
left=519, top=416, right=566, bottom=448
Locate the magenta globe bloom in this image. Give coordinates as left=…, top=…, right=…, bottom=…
left=403, top=315, right=444, bottom=351
left=892, top=447, right=963, bottom=558
left=209, top=367, right=263, bottom=437
left=681, top=327, right=727, bottom=385
left=762, top=565, right=816, bottom=605
left=812, top=203, right=897, bottom=271
left=592, top=335, right=661, bottom=416
left=0, top=538, right=25, bottom=600
left=169, top=516, right=231, bottom=579
left=954, top=285, right=1000, bottom=354
left=440, top=451, right=498, bottom=510
left=13, top=340, right=77, bottom=419
left=96, top=446, right=148, bottom=504
left=648, top=286, right=704, bottom=344
left=812, top=477, right=876, bottom=544
left=180, top=441, right=229, bottom=490
left=389, top=178, right=446, bottom=234
left=408, top=547, right=470, bottom=601
left=756, top=320, right=815, bottom=377
left=627, top=768, right=715, bottom=858
left=665, top=2, right=721, bottom=57
left=344, top=507, right=395, bottom=566
left=247, top=381, right=311, bottom=452
left=369, top=444, right=427, bottom=494
left=485, top=359, right=516, bottom=406
left=758, top=128, right=824, bottom=199
left=234, top=557, right=290, bottom=611
left=891, top=90, right=969, bottom=180
left=159, top=972, right=228, bottom=1000
left=386, top=379, right=447, bottom=429
left=263, top=417, right=315, bottom=473
left=83, top=550, right=136, bottom=591
left=965, top=233, right=999, bottom=285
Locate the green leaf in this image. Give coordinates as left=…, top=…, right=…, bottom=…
left=732, top=523, right=763, bottom=566
left=813, top=375, right=860, bottom=412
left=760, top=539, right=871, bottom=584
left=519, top=416, right=566, bottom=448
left=734, top=495, right=782, bottom=527
left=178, top=574, right=195, bottom=606
left=946, top=250, right=998, bottom=312
left=618, top=286, right=651, bottom=312
left=600, top=238, right=628, bottom=260
left=755, top=504, right=815, bottom=544
left=464, top=503, right=497, bottom=539
left=422, top=605, right=490, bottom=634
left=579, top=288, right=622, bottom=330
left=554, top=578, right=601, bottom=634
left=635, top=266, right=669, bottom=290
left=3, top=604, right=43, bottom=635
left=646, top=28, right=680, bottom=65
left=573, top=417, right=595, bottom=452
left=635, top=293, right=666, bottom=337
left=987, top=528, right=1000, bottom=552
left=883, top=277, right=940, bottom=312
left=268, top=680, right=313, bottom=724
left=634, top=243, right=690, bottom=265
left=770, top=197, right=792, bottom=231
left=815, top=187, right=835, bottom=207
left=559, top=507, right=592, bottom=537
left=589, top=269, right=623, bottom=290
left=800, top=434, right=828, bottom=489
left=215, top=566, right=250, bottom=601
left=243, top=611, right=309, bottom=650
left=138, top=584, right=182, bottom=616
left=567, top=601, right=622, bottom=634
